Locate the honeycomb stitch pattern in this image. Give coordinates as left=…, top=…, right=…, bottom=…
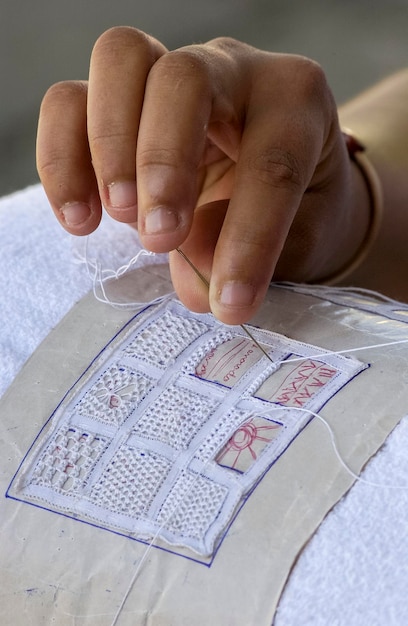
left=121, top=308, right=210, bottom=368
left=157, top=471, right=229, bottom=548
left=132, top=384, right=219, bottom=450
left=90, top=445, right=172, bottom=518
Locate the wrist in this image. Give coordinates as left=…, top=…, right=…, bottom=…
left=317, top=130, right=383, bottom=285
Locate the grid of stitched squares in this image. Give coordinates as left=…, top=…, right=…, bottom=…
left=29, top=426, right=108, bottom=495
left=121, top=309, right=209, bottom=367
left=156, top=470, right=228, bottom=541
left=89, top=444, right=171, bottom=518
left=76, top=364, right=153, bottom=426
left=132, top=384, right=219, bottom=450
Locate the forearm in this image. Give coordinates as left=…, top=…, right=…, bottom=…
left=338, top=69, right=408, bottom=301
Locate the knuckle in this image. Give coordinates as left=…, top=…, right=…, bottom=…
left=138, top=147, right=195, bottom=172
left=150, top=47, right=210, bottom=85
left=88, top=128, right=131, bottom=147
left=302, top=58, right=328, bottom=94
left=206, top=36, right=242, bottom=53
left=37, top=151, right=71, bottom=183
left=37, top=82, right=87, bottom=181
left=289, top=55, right=330, bottom=103
left=243, top=148, right=303, bottom=190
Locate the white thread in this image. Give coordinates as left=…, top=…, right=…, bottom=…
left=60, top=462, right=216, bottom=624
left=109, top=462, right=215, bottom=626
left=274, top=281, right=405, bottom=305
left=325, top=285, right=403, bottom=304
left=276, top=338, right=408, bottom=366
left=262, top=406, right=408, bottom=489
left=59, top=453, right=215, bottom=624
left=73, top=235, right=175, bottom=310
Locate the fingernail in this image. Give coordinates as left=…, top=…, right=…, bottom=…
left=107, top=181, right=137, bottom=209
left=61, top=202, right=91, bottom=226
left=144, top=206, right=179, bottom=235
left=219, top=281, right=255, bottom=307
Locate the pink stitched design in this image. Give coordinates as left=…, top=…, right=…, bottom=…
left=256, top=359, right=337, bottom=407
left=195, top=337, right=261, bottom=387
left=76, top=365, right=152, bottom=425
left=195, top=407, right=251, bottom=462
left=216, top=417, right=281, bottom=473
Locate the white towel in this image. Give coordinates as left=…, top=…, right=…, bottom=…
left=1, top=184, right=408, bottom=625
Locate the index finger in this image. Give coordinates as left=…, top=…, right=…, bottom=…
left=136, top=41, right=244, bottom=253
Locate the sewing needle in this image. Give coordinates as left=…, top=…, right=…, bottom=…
left=175, top=247, right=274, bottom=363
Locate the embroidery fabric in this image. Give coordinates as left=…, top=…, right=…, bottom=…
left=9, top=298, right=367, bottom=559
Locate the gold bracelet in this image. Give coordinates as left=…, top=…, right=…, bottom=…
left=321, top=129, right=384, bottom=285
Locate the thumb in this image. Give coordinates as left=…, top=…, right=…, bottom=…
left=169, top=200, right=229, bottom=313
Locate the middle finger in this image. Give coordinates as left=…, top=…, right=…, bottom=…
left=87, top=26, right=167, bottom=223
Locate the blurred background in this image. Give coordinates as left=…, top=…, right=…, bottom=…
left=1, top=0, right=407, bottom=197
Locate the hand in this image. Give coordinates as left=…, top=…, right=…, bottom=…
left=37, top=27, right=369, bottom=323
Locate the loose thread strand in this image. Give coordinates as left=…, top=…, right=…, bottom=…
left=276, top=338, right=408, bottom=366
left=77, top=235, right=175, bottom=310
left=109, top=461, right=214, bottom=626
left=264, top=406, right=408, bottom=489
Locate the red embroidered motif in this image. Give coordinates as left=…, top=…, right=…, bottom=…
left=267, top=360, right=337, bottom=407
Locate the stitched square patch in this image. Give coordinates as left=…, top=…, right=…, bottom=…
left=8, top=298, right=367, bottom=560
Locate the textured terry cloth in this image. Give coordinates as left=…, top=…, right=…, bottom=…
left=1, top=184, right=408, bottom=626
left=0, top=184, right=164, bottom=398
